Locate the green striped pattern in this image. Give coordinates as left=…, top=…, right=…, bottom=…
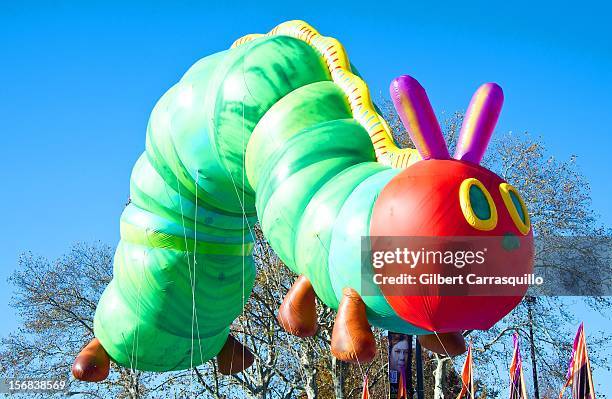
left=94, top=35, right=424, bottom=372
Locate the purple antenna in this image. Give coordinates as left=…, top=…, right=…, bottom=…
left=454, top=83, right=504, bottom=164
left=390, top=75, right=449, bottom=160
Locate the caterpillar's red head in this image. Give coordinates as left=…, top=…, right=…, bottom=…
left=370, top=76, right=534, bottom=332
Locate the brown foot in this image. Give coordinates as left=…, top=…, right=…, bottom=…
left=72, top=338, right=111, bottom=382
left=330, top=288, right=377, bottom=363
left=418, top=332, right=466, bottom=356
left=216, top=335, right=255, bottom=375
left=277, top=275, right=318, bottom=337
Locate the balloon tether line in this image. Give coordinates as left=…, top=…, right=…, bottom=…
left=192, top=170, right=206, bottom=375
left=175, top=166, right=203, bottom=390
left=222, top=93, right=311, bottom=387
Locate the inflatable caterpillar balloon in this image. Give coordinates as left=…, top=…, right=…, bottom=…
left=73, top=20, right=534, bottom=381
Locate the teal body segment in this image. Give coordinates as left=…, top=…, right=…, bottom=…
left=94, top=34, right=424, bottom=372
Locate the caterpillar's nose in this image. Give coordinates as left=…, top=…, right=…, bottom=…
left=502, top=233, right=520, bottom=251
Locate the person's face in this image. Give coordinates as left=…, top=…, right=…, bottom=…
left=391, top=340, right=410, bottom=369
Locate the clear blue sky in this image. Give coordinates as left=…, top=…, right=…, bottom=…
left=1, top=0, right=610, bottom=395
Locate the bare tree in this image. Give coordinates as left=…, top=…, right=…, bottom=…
left=0, top=242, right=148, bottom=398
left=0, top=232, right=387, bottom=398
left=471, top=132, right=611, bottom=397
left=238, top=226, right=392, bottom=399
left=2, top=100, right=609, bottom=398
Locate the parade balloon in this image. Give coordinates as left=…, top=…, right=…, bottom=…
left=73, top=20, right=534, bottom=380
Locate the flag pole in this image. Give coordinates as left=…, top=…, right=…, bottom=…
left=526, top=296, right=541, bottom=399
left=407, top=335, right=413, bottom=398
left=416, top=339, right=424, bottom=399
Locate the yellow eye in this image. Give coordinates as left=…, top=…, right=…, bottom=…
left=459, top=178, right=498, bottom=231
left=499, top=183, right=531, bottom=235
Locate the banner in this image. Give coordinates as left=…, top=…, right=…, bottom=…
left=388, top=332, right=412, bottom=399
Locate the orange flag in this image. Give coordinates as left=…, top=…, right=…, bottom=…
left=456, top=344, right=475, bottom=399
left=397, top=366, right=407, bottom=399
left=559, top=323, right=596, bottom=399
left=362, top=375, right=369, bottom=399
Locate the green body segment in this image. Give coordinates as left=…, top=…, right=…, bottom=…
left=94, top=35, right=424, bottom=372
left=245, top=74, right=426, bottom=335
left=241, top=39, right=426, bottom=335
